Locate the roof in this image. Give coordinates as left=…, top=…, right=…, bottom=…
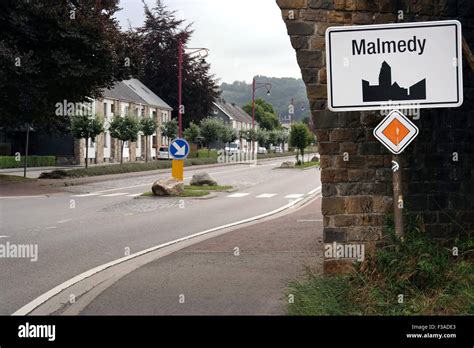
left=213, top=99, right=253, bottom=124
left=123, top=79, right=173, bottom=111
left=101, top=79, right=173, bottom=111
left=102, top=81, right=147, bottom=105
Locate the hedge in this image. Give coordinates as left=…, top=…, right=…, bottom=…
left=0, top=156, right=56, bottom=169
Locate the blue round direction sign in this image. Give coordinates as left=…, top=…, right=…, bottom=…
left=169, top=138, right=190, bottom=159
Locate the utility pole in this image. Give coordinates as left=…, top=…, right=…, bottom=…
left=23, top=123, right=30, bottom=178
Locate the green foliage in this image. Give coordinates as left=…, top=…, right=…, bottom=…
left=0, top=156, right=56, bottom=169
left=220, top=76, right=310, bottom=123
left=200, top=118, right=223, bottom=150
left=256, top=129, right=269, bottom=148
left=289, top=122, right=313, bottom=162
left=39, top=157, right=218, bottom=179
left=140, top=117, right=157, bottom=136
left=242, top=99, right=280, bottom=130
left=138, top=1, right=219, bottom=128
left=109, top=114, right=140, bottom=143
left=161, top=119, right=178, bottom=140
left=287, top=221, right=474, bottom=315
left=0, top=0, right=136, bottom=132
left=71, top=114, right=104, bottom=141
left=183, top=122, right=201, bottom=144
left=109, top=114, right=140, bottom=164
left=220, top=125, right=238, bottom=144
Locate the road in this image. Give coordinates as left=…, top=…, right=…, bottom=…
left=0, top=156, right=321, bottom=314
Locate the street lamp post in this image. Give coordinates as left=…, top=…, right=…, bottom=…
left=251, top=78, right=272, bottom=129
left=251, top=78, right=272, bottom=154
left=288, top=98, right=305, bottom=124
left=177, top=38, right=209, bottom=138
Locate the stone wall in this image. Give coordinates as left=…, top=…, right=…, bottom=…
left=276, top=0, right=474, bottom=274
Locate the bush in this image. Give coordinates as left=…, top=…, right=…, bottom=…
left=39, top=157, right=219, bottom=179
left=287, top=219, right=474, bottom=315
left=0, top=156, right=56, bottom=168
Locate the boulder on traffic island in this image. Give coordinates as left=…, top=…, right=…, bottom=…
left=280, top=161, right=295, bottom=168
left=152, top=177, right=184, bottom=196
left=190, top=172, right=217, bottom=186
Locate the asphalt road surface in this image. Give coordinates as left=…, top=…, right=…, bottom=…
left=0, top=156, right=321, bottom=314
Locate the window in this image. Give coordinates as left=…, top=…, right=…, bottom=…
left=103, top=103, right=107, bottom=118
left=111, top=103, right=115, bottom=115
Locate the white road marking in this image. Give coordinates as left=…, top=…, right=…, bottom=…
left=100, top=192, right=129, bottom=197
left=127, top=193, right=142, bottom=197
left=0, top=195, right=47, bottom=199
left=71, top=193, right=101, bottom=197
left=227, top=193, right=250, bottom=198
left=0, top=235, right=9, bottom=238
left=13, top=195, right=309, bottom=316
left=57, top=219, right=71, bottom=224
left=307, top=186, right=322, bottom=195
left=285, top=194, right=304, bottom=199
left=256, top=193, right=277, bottom=198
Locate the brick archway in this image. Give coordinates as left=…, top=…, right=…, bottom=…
left=276, top=0, right=474, bottom=273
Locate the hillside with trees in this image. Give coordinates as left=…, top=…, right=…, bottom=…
left=220, top=76, right=310, bottom=123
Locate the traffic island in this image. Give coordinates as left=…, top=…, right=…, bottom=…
left=140, top=185, right=234, bottom=199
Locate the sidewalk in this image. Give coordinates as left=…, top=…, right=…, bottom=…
left=79, top=196, right=323, bottom=315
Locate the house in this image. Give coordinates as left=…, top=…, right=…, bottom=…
left=208, top=99, right=256, bottom=151
left=0, top=79, right=173, bottom=165
left=86, top=79, right=173, bottom=164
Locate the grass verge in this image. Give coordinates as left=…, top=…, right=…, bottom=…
left=141, top=187, right=210, bottom=198
left=287, top=220, right=474, bottom=315
left=185, top=184, right=233, bottom=191
left=0, top=174, right=35, bottom=184
left=39, top=157, right=217, bottom=179
left=295, top=161, right=319, bottom=169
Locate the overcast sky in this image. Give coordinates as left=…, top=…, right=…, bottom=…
left=114, top=0, right=301, bottom=84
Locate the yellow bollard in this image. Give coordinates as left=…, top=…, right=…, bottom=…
left=172, top=159, right=184, bottom=181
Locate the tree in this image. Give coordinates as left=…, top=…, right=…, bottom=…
left=109, top=114, right=140, bottom=164
left=183, top=122, right=201, bottom=144
left=137, top=1, right=220, bottom=128
left=140, top=117, right=157, bottom=163
left=242, top=99, right=280, bottom=131
left=161, top=119, right=178, bottom=141
left=220, top=125, right=238, bottom=148
left=256, top=129, right=269, bottom=149
left=242, top=128, right=258, bottom=154
left=200, top=118, right=223, bottom=156
left=70, top=113, right=104, bottom=168
left=289, top=123, right=313, bottom=163
left=0, top=0, right=136, bottom=132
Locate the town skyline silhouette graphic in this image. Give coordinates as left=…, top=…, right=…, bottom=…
left=362, top=61, right=426, bottom=102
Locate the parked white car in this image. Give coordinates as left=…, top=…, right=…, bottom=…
left=224, top=142, right=239, bottom=155
left=157, top=146, right=170, bottom=160
left=257, top=147, right=267, bottom=154
left=274, top=146, right=283, bottom=153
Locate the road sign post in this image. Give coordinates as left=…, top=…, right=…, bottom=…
left=169, top=138, right=190, bottom=181
left=325, top=20, right=464, bottom=238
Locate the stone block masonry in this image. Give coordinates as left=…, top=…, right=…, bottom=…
left=276, top=0, right=474, bottom=273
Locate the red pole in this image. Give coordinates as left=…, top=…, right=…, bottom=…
left=251, top=78, right=256, bottom=129
left=178, top=38, right=183, bottom=138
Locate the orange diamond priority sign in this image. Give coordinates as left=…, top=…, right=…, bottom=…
left=373, top=110, right=419, bottom=154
